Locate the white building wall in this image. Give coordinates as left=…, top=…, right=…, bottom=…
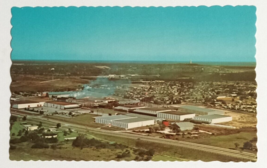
left=211, top=116, right=232, bottom=124
left=64, top=104, right=80, bottom=109
left=125, top=120, right=155, bottom=129
left=13, top=102, right=45, bottom=109
left=95, top=117, right=154, bottom=129
left=180, top=114, right=196, bottom=121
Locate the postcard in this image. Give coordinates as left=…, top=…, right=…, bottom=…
left=1, top=0, right=267, bottom=168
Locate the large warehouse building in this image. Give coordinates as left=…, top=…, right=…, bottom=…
left=179, top=105, right=225, bottom=115
left=11, top=101, right=45, bottom=109
left=95, top=115, right=155, bottom=129
left=44, top=101, right=81, bottom=109
left=157, top=111, right=195, bottom=121
left=132, top=108, right=172, bottom=116
left=193, top=114, right=232, bottom=124
left=114, top=105, right=145, bottom=112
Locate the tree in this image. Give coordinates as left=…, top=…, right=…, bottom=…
left=22, top=116, right=27, bottom=121
left=170, top=124, right=181, bottom=134
left=56, top=123, right=61, bottom=128
left=68, top=128, right=73, bottom=133
left=63, top=130, right=68, bottom=136
left=17, top=130, right=22, bottom=136
left=38, top=122, right=42, bottom=128
left=148, top=127, right=155, bottom=133
left=234, top=143, right=240, bottom=149
left=243, top=141, right=253, bottom=150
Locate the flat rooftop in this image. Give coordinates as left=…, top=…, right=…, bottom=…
left=46, top=101, right=79, bottom=105
left=160, top=111, right=193, bottom=115
left=135, top=107, right=172, bottom=111
left=95, top=115, right=134, bottom=121
left=175, top=122, right=194, bottom=127
left=194, top=114, right=232, bottom=120
left=116, top=117, right=154, bottom=123
left=11, top=100, right=40, bottom=104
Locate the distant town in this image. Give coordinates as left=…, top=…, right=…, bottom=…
left=9, top=61, right=257, bottom=161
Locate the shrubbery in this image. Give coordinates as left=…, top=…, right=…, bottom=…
left=72, top=134, right=128, bottom=150
left=31, top=142, right=49, bottom=149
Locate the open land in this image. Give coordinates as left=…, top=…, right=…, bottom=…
left=10, top=61, right=257, bottom=161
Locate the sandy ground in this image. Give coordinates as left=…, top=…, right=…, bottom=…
left=223, top=110, right=257, bottom=128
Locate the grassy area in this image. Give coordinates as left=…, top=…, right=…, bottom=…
left=46, top=114, right=102, bottom=128
left=46, top=114, right=124, bottom=131
left=87, top=131, right=247, bottom=162
left=152, top=154, right=189, bottom=161
left=10, top=122, right=24, bottom=137
left=95, top=108, right=118, bottom=115
left=183, top=131, right=257, bottom=150
left=10, top=142, right=133, bottom=161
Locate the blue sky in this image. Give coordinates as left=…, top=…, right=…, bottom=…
left=11, top=6, right=256, bottom=62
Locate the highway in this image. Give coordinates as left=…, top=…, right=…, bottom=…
left=11, top=110, right=257, bottom=161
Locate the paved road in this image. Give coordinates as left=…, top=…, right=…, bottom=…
left=11, top=110, right=257, bottom=161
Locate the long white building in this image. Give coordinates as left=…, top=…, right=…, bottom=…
left=133, top=108, right=172, bottom=116
left=11, top=101, right=45, bottom=109
left=114, top=105, right=145, bottom=112
left=44, top=101, right=81, bottom=109
left=157, top=111, right=195, bottom=121
left=95, top=115, right=155, bottom=129
left=193, top=114, right=232, bottom=124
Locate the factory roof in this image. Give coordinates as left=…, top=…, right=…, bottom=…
left=135, top=107, right=172, bottom=111
left=160, top=111, right=193, bottom=115
left=95, top=115, right=134, bottom=121
left=194, top=114, right=232, bottom=120
left=175, top=122, right=194, bottom=128
left=46, top=101, right=79, bottom=105
left=116, top=117, right=154, bottom=123
left=11, top=100, right=40, bottom=104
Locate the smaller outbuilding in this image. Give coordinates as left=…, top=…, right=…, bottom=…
left=193, top=114, right=232, bottom=124
left=175, top=122, right=195, bottom=131
left=23, top=125, right=39, bottom=131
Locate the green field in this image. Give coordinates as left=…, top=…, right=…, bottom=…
left=183, top=131, right=257, bottom=150
left=10, top=122, right=25, bottom=137
left=46, top=114, right=124, bottom=130
left=46, top=114, right=100, bottom=127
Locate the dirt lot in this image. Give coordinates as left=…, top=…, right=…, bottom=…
left=223, top=110, right=257, bottom=128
